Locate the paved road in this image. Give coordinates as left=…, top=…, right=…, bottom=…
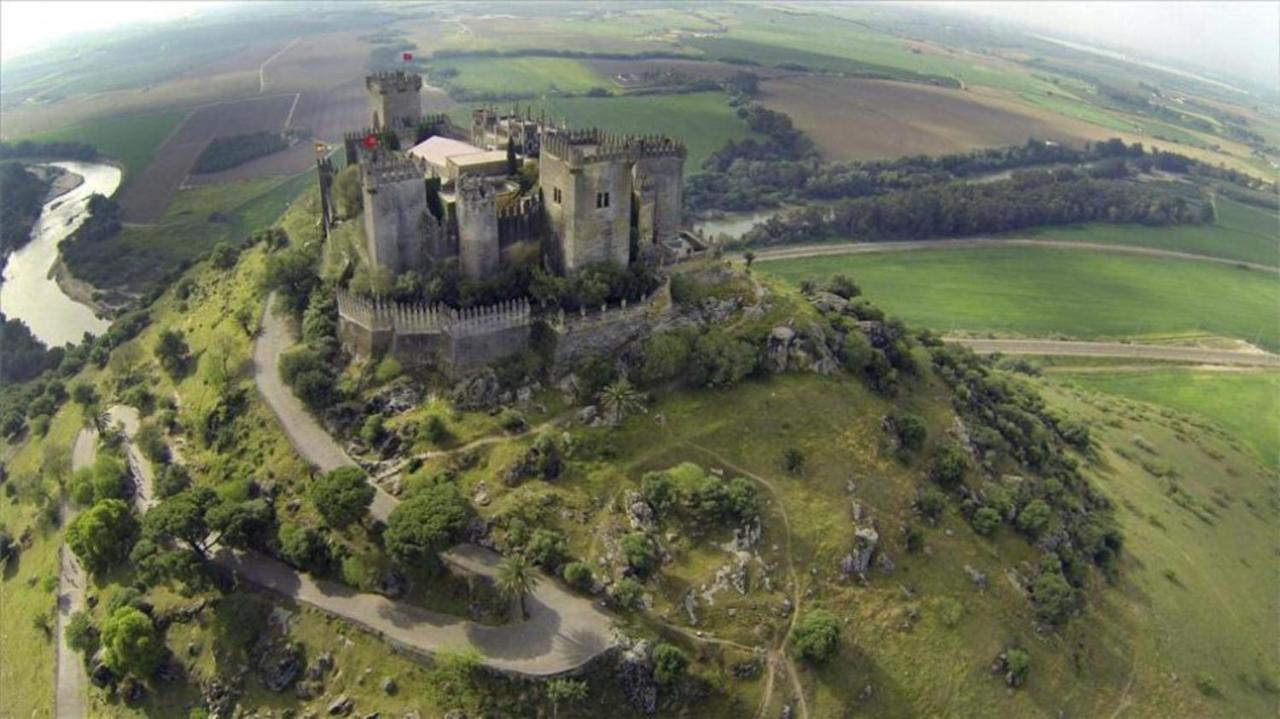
left=54, top=428, right=98, bottom=719
left=247, top=298, right=617, bottom=675
left=744, top=238, right=1277, bottom=273
left=950, top=338, right=1280, bottom=367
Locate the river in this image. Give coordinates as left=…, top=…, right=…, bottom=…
left=0, top=161, right=120, bottom=347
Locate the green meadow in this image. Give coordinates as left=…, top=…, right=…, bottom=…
left=24, top=109, right=188, bottom=181
left=430, top=56, right=607, bottom=96
left=759, top=245, right=1279, bottom=349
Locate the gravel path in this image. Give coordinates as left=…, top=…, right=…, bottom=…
left=54, top=427, right=99, bottom=719
left=246, top=297, right=616, bottom=675
left=950, top=338, right=1280, bottom=367
left=744, top=238, right=1277, bottom=273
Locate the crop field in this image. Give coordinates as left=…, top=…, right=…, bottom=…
left=65, top=171, right=312, bottom=293
left=1058, top=370, right=1280, bottom=469
left=1029, top=197, right=1279, bottom=267
left=429, top=56, right=609, bottom=97
left=521, top=92, right=757, bottom=171
left=22, top=110, right=189, bottom=181
left=116, top=93, right=297, bottom=222
left=758, top=246, right=1279, bottom=350
left=760, top=76, right=1090, bottom=161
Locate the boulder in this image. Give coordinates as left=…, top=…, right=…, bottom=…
left=844, top=527, right=880, bottom=575
left=381, top=676, right=397, bottom=695
left=328, top=694, right=354, bottom=716
left=964, top=564, right=988, bottom=589
left=626, top=492, right=656, bottom=530
left=765, top=326, right=796, bottom=373
left=809, top=291, right=850, bottom=314
left=258, top=641, right=303, bottom=692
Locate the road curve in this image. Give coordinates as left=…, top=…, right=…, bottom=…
left=744, top=238, right=1277, bottom=273
left=251, top=297, right=616, bottom=675
left=950, top=338, right=1280, bottom=367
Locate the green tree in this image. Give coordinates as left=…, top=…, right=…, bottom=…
left=262, top=246, right=319, bottom=315
left=743, top=250, right=756, bottom=268
left=620, top=532, right=655, bottom=575
left=384, top=481, right=470, bottom=568
left=928, top=442, right=969, bottom=489
left=334, top=165, right=362, bottom=218
left=142, top=487, right=219, bottom=559
left=825, top=273, right=861, bottom=299
left=100, top=606, right=164, bottom=678
left=277, top=521, right=329, bottom=572
left=792, top=609, right=840, bottom=663
left=640, top=332, right=691, bottom=385
left=153, top=329, right=191, bottom=378
left=653, top=642, right=690, bottom=685
left=561, top=561, right=594, bottom=591
left=890, top=411, right=927, bottom=453
left=971, top=507, right=1001, bottom=536
left=65, top=610, right=97, bottom=658
left=309, top=467, right=375, bottom=529
left=66, top=499, right=137, bottom=574
left=1005, top=648, right=1031, bottom=687
left=209, top=242, right=239, bottom=270
left=1031, top=568, right=1075, bottom=625
left=598, top=378, right=644, bottom=424
left=70, top=382, right=98, bottom=408
left=524, top=528, right=567, bottom=570
left=545, top=677, right=588, bottom=719
left=496, top=552, right=539, bottom=619
left=1016, top=499, right=1052, bottom=538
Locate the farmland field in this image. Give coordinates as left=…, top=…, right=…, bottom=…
left=758, top=245, right=1279, bottom=349
left=1028, top=197, right=1279, bottom=267
left=1059, top=369, right=1280, bottom=469
left=116, top=94, right=297, bottom=222
left=429, top=56, right=609, bottom=97
left=760, top=76, right=1090, bottom=161
left=22, top=110, right=188, bottom=181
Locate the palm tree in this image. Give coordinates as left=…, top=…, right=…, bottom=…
left=598, top=378, right=644, bottom=425
left=496, top=553, right=539, bottom=620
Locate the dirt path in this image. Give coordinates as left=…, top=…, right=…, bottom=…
left=53, top=427, right=98, bottom=719
left=248, top=299, right=618, bottom=675
left=743, top=238, right=1277, bottom=273
left=259, top=37, right=300, bottom=93
left=950, top=338, right=1280, bottom=367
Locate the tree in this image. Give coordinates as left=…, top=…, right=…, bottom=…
left=143, top=486, right=220, bottom=559
left=496, top=552, right=539, bottom=619
left=66, top=499, right=137, bottom=574
left=200, top=330, right=248, bottom=395
left=65, top=610, right=97, bottom=658
left=384, top=481, right=470, bottom=568
left=525, top=528, right=567, bottom=570
left=561, top=561, right=594, bottom=591
left=309, top=467, right=375, bottom=529
left=153, top=329, right=191, bottom=378
left=154, top=464, right=192, bottom=499
left=928, top=442, right=969, bottom=489
left=783, top=447, right=805, bottom=475
left=971, top=507, right=1001, bottom=536
left=277, top=521, right=330, bottom=572
left=743, top=250, right=756, bottom=268
left=1031, top=568, right=1074, bottom=625
left=890, top=411, right=927, bottom=453
left=70, top=382, right=98, bottom=408
left=792, top=609, right=840, bottom=663
left=653, top=642, right=690, bottom=685
left=640, top=332, right=691, bottom=385
left=262, top=246, right=319, bottom=315
left=620, top=532, right=655, bottom=576
left=334, top=165, right=362, bottom=218
left=210, top=242, right=239, bottom=270
left=598, top=378, right=644, bottom=424
left=100, top=606, right=164, bottom=678
left=545, top=678, right=588, bottom=719
left=1016, top=499, right=1052, bottom=538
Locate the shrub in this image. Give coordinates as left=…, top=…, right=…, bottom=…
left=360, top=414, right=386, bottom=447
left=154, top=464, right=192, bottom=499
left=100, top=606, right=163, bottom=678
left=65, top=610, right=97, bottom=657
left=971, top=507, right=1002, bottom=536
left=309, top=467, right=375, bottom=528
left=916, top=486, right=947, bottom=521
left=1005, top=648, right=1031, bottom=687
left=653, top=642, right=690, bottom=685
left=620, top=532, right=656, bottom=575
left=422, top=415, right=452, bottom=445
left=341, top=552, right=382, bottom=592
left=498, top=409, right=527, bottom=433
left=525, top=528, right=567, bottom=570
left=135, top=422, right=169, bottom=465
left=562, top=561, right=594, bottom=591
left=639, top=471, right=675, bottom=513
left=66, top=499, right=137, bottom=573
left=783, top=447, right=805, bottom=475
left=938, top=598, right=964, bottom=628
left=1195, top=673, right=1220, bottom=697
left=1015, top=499, right=1052, bottom=538
left=277, top=521, right=329, bottom=572
left=928, top=442, right=969, bottom=489
left=611, top=576, right=643, bottom=608
left=890, top=411, right=927, bottom=453
left=902, top=523, right=924, bottom=553
left=825, top=274, right=861, bottom=299
left=374, top=356, right=403, bottom=384
left=384, top=480, right=470, bottom=568
left=1030, top=567, right=1075, bottom=625
left=792, top=609, right=840, bottom=663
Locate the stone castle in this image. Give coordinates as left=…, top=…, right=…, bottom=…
left=324, top=71, right=695, bottom=374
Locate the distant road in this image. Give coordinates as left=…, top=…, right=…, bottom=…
left=744, top=238, right=1276, bottom=272
left=950, top=338, right=1280, bottom=367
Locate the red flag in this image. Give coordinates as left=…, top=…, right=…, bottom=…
left=402, top=51, right=414, bottom=62
left=362, top=134, right=378, bottom=149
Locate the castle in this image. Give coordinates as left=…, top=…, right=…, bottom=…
left=325, top=71, right=691, bottom=374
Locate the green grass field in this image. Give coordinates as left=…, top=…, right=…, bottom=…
left=63, top=171, right=312, bottom=293
left=431, top=56, right=608, bottom=96
left=758, top=245, right=1279, bottom=349
left=1058, top=369, right=1280, bottom=469
left=1028, top=197, right=1278, bottom=267
left=23, top=110, right=188, bottom=182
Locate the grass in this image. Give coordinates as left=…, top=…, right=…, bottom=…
left=63, top=171, right=313, bottom=293
left=22, top=110, right=189, bottom=182
left=1028, top=196, right=1279, bottom=267
left=1059, top=369, right=1280, bottom=469
left=430, top=56, right=608, bottom=96
left=758, top=245, right=1280, bottom=350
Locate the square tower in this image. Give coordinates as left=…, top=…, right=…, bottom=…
left=540, top=130, right=635, bottom=272
left=362, top=155, right=429, bottom=276
left=367, top=71, right=423, bottom=143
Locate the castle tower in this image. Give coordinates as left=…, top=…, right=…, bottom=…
left=362, top=155, right=429, bottom=276
left=630, top=139, right=686, bottom=258
left=539, top=129, right=634, bottom=272
left=455, top=176, right=500, bottom=280
left=316, top=151, right=337, bottom=235
left=367, top=71, right=423, bottom=145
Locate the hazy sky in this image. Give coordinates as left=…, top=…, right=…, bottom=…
left=940, top=1, right=1279, bottom=90
left=2, top=1, right=1277, bottom=89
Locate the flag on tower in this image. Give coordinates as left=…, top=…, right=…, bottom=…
left=362, top=134, right=378, bottom=149
left=402, top=51, right=414, bottom=62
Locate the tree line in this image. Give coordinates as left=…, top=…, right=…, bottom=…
left=740, top=168, right=1210, bottom=247
left=0, top=162, right=50, bottom=258
left=0, top=140, right=98, bottom=162
left=193, top=131, right=289, bottom=174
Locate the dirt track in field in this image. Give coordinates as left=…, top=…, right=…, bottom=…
left=759, top=76, right=1090, bottom=161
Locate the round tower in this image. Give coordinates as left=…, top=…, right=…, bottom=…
left=456, top=176, right=500, bottom=280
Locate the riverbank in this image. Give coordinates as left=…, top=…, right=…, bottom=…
left=28, top=164, right=85, bottom=203
left=53, top=258, right=118, bottom=319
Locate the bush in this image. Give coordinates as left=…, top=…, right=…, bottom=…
left=135, top=422, right=170, bottom=465
left=65, top=610, right=97, bottom=657
left=1005, top=648, right=1031, bottom=687
left=783, top=447, right=805, bottom=475
left=524, top=528, right=567, bottom=571
left=971, top=507, right=1002, bottom=536
left=890, top=411, right=927, bottom=453
left=154, top=464, right=192, bottom=499
left=374, top=356, right=402, bottom=384
left=928, top=442, right=969, bottom=489
left=309, top=467, right=375, bottom=528
left=421, top=415, right=452, bottom=445
left=611, top=576, right=643, bottom=608
left=639, top=472, right=675, bottom=513
left=653, top=642, right=690, bottom=685
left=1015, top=499, right=1052, bottom=538
left=277, top=521, right=329, bottom=572
left=341, top=552, right=383, bottom=592
left=100, top=606, right=163, bottom=678
left=620, top=532, right=656, bottom=575
left=384, top=480, right=470, bottom=568
left=938, top=598, right=964, bottom=628
left=66, top=499, right=137, bottom=573
left=360, top=414, right=386, bottom=448
left=562, top=561, right=594, bottom=591
left=1030, top=566, right=1075, bottom=625
left=825, top=274, right=861, bottom=299
left=916, top=486, right=947, bottom=520
left=791, top=609, right=840, bottom=663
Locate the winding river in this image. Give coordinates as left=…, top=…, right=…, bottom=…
left=0, top=161, right=120, bottom=347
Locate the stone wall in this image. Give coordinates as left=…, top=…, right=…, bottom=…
left=548, top=282, right=671, bottom=373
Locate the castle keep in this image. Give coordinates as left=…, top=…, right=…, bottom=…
left=329, top=70, right=689, bottom=374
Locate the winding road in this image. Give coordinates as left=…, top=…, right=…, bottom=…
left=54, top=428, right=99, bottom=719
left=251, top=297, right=616, bottom=675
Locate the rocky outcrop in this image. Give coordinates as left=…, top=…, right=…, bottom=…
left=765, top=323, right=840, bottom=376
left=256, top=640, right=303, bottom=692
left=842, top=526, right=880, bottom=577
left=449, top=370, right=502, bottom=410
left=616, top=638, right=658, bottom=715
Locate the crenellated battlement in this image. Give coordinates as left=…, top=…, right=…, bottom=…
left=541, top=128, right=685, bottom=166
left=366, top=70, right=423, bottom=93
left=363, top=155, right=425, bottom=187
left=337, top=290, right=531, bottom=338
